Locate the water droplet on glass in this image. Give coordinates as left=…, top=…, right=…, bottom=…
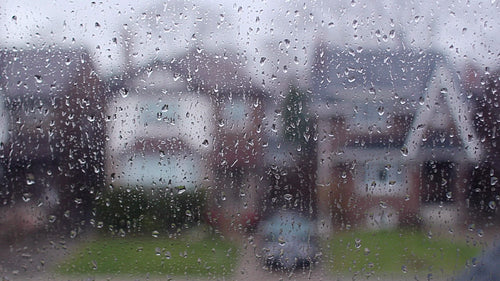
left=97, top=221, right=104, bottom=228
left=401, top=265, right=408, bottom=273
left=355, top=238, right=361, bottom=248
left=278, top=236, right=286, bottom=246
left=488, top=201, right=496, bottom=210
left=22, top=193, right=32, bottom=202
left=284, top=194, right=292, bottom=201
left=152, top=230, right=159, bottom=238
left=185, top=210, right=192, bottom=217
left=202, top=139, right=209, bottom=147
left=70, top=230, right=77, bottom=239
left=260, top=57, right=266, bottom=65
left=377, top=106, right=385, bottom=116
left=34, top=75, right=43, bottom=83
left=177, top=186, right=186, bottom=194
left=400, top=146, right=408, bottom=156
left=91, top=260, right=98, bottom=270
left=155, top=247, right=161, bottom=256
left=491, top=177, right=498, bottom=186
left=446, top=191, right=452, bottom=199
left=119, top=88, right=128, bottom=98
left=165, top=251, right=171, bottom=259
left=48, top=215, right=57, bottom=223
left=119, top=229, right=126, bottom=237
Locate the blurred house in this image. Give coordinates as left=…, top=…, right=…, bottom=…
left=105, top=61, right=214, bottom=194
left=311, top=45, right=482, bottom=230
left=0, top=47, right=106, bottom=233
left=105, top=48, right=268, bottom=233
left=466, top=66, right=500, bottom=222
left=169, top=48, right=268, bottom=232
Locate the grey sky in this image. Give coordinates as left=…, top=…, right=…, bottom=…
left=1, top=0, right=498, bottom=81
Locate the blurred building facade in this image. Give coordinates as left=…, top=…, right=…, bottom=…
left=0, top=47, right=106, bottom=236
left=311, top=44, right=483, bottom=230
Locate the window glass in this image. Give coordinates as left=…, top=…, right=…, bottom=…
left=0, top=1, right=498, bottom=280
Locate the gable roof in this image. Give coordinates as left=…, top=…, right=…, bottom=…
left=404, top=65, right=482, bottom=162
left=0, top=47, right=95, bottom=98
left=311, top=45, right=482, bottom=163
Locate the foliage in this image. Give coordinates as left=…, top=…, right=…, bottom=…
left=282, top=86, right=313, bottom=148
left=324, top=229, right=481, bottom=277
left=57, top=233, right=238, bottom=277
left=94, top=187, right=207, bottom=234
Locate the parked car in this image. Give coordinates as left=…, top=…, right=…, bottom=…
left=257, top=210, right=318, bottom=269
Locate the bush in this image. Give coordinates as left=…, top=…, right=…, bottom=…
left=94, top=187, right=206, bottom=234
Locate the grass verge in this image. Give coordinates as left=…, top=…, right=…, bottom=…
left=324, top=229, right=481, bottom=277
left=57, top=232, right=238, bottom=278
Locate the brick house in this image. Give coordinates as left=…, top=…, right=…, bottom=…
left=105, top=48, right=268, bottom=232
left=311, top=45, right=482, bottom=230
left=0, top=47, right=106, bottom=231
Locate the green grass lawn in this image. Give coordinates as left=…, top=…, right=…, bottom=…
left=324, top=229, right=481, bottom=277
left=57, top=232, right=239, bottom=278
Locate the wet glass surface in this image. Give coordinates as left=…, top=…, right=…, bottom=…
left=0, top=0, right=499, bottom=280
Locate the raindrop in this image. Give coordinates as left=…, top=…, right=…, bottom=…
left=377, top=106, right=384, bottom=116
left=354, top=238, right=361, bottom=248
left=165, top=251, right=171, bottom=259
left=278, top=236, right=286, bottom=246
left=48, top=215, right=57, bottom=223
left=177, top=186, right=186, bottom=194
left=152, top=230, right=160, bottom=238
left=401, top=265, right=408, bottom=273
left=260, top=57, right=266, bottom=65
left=70, top=230, right=77, bottom=239
left=491, top=177, right=498, bottom=186
left=22, top=193, right=32, bottom=202
left=400, top=146, right=408, bottom=156
left=379, top=201, right=387, bottom=208
left=91, top=260, right=98, bottom=270
left=284, top=194, right=293, bottom=201
left=368, top=87, right=376, bottom=95
left=155, top=247, right=161, bottom=256
left=202, top=139, right=209, bottom=146
left=419, top=96, right=425, bottom=105
left=119, top=88, right=128, bottom=98
left=185, top=210, right=192, bottom=217
left=488, top=201, right=496, bottom=210
left=34, top=75, right=43, bottom=83
left=446, top=191, right=452, bottom=199
left=284, top=39, right=290, bottom=48
left=118, top=229, right=126, bottom=237
left=97, top=221, right=104, bottom=228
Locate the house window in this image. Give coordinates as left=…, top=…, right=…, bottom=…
left=359, top=161, right=407, bottom=196
left=350, top=102, right=391, bottom=133
left=222, top=99, right=248, bottom=129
